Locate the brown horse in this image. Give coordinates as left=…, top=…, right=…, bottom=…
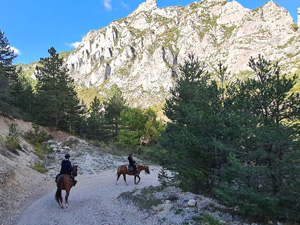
left=55, top=165, right=78, bottom=209
left=116, top=165, right=150, bottom=185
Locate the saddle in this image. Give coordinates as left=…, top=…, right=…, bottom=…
left=128, top=165, right=135, bottom=172
left=55, top=174, right=77, bottom=186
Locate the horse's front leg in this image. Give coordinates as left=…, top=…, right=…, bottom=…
left=65, top=190, right=70, bottom=209
left=134, top=175, right=140, bottom=185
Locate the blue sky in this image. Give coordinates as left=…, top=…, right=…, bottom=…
left=0, top=0, right=299, bottom=64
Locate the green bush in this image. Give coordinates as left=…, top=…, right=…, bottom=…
left=24, top=123, right=53, bottom=159
left=215, top=185, right=279, bottom=221
left=201, top=213, right=224, bottom=225
left=291, top=23, right=298, bottom=31
left=4, top=124, right=21, bottom=155
left=31, top=163, right=46, bottom=173
left=118, top=108, right=164, bottom=148
left=24, top=123, right=52, bottom=146
left=118, top=186, right=163, bottom=210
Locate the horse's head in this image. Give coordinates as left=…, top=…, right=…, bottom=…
left=72, top=165, right=78, bottom=177
left=144, top=166, right=150, bottom=174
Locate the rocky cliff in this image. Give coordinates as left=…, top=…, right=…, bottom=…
left=56, top=0, right=300, bottom=107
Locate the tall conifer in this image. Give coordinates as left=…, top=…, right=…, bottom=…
left=34, top=47, right=81, bottom=132
left=0, top=30, right=18, bottom=112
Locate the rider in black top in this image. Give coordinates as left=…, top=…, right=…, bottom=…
left=56, top=154, right=77, bottom=186
left=60, top=154, right=73, bottom=174
left=128, top=153, right=137, bottom=174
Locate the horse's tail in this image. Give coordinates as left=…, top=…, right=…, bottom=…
left=55, top=176, right=64, bottom=203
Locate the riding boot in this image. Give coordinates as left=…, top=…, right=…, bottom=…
left=74, top=179, right=77, bottom=186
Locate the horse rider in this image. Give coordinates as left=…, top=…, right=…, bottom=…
left=128, top=153, right=138, bottom=175
left=56, top=153, right=77, bottom=186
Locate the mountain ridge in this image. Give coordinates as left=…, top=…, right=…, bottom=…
left=21, top=0, right=300, bottom=108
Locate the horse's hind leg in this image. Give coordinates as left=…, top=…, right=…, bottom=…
left=58, top=192, right=63, bottom=208
left=59, top=195, right=64, bottom=208
left=55, top=189, right=64, bottom=208
left=116, top=173, right=121, bottom=185
left=65, top=190, right=70, bottom=209
left=122, top=174, right=128, bottom=186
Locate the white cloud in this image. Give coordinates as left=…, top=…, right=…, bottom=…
left=9, top=46, right=21, bottom=55
left=104, top=0, right=112, bottom=11
left=121, top=1, right=129, bottom=10
left=66, top=42, right=81, bottom=49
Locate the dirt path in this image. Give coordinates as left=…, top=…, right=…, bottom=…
left=13, top=168, right=161, bottom=225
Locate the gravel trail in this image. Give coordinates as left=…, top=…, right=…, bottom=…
left=15, top=168, right=161, bottom=225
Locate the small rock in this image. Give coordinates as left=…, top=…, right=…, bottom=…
left=63, top=146, right=70, bottom=150
left=188, top=199, right=197, bottom=207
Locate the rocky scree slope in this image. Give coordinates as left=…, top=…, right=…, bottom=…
left=0, top=115, right=131, bottom=225
left=0, top=116, right=46, bottom=225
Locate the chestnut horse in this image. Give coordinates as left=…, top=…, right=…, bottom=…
left=116, top=165, right=150, bottom=185
left=55, top=165, right=78, bottom=209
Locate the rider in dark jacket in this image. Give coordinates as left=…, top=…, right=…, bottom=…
left=60, top=155, right=73, bottom=174
left=56, top=154, right=77, bottom=186
left=128, top=153, right=137, bottom=174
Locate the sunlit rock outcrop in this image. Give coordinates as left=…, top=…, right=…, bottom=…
left=64, top=0, right=300, bottom=107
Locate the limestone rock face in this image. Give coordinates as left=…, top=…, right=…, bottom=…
left=131, top=0, right=157, bottom=15
left=64, top=0, right=300, bottom=108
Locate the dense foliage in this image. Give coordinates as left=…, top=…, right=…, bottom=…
left=118, top=108, right=163, bottom=147
left=216, top=55, right=300, bottom=222
left=159, top=54, right=300, bottom=223
left=82, top=85, right=127, bottom=142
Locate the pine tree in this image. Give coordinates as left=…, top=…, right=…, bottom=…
left=34, top=47, right=81, bottom=132
left=159, top=54, right=223, bottom=193
left=10, top=66, right=35, bottom=116
left=0, top=30, right=18, bottom=113
left=76, top=100, right=88, bottom=138
left=86, top=96, right=105, bottom=140
left=104, top=84, right=126, bottom=141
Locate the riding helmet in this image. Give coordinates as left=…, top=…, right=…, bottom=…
left=65, top=153, right=70, bottom=158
